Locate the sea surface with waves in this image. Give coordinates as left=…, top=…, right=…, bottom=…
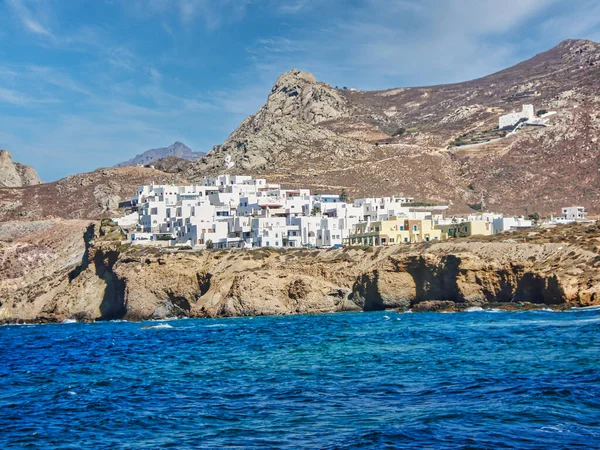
left=1, top=308, right=599, bottom=449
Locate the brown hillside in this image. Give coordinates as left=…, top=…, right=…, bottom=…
left=183, top=39, right=600, bottom=215
left=0, top=166, right=187, bottom=221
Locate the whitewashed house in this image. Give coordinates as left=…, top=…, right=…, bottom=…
left=562, top=206, right=587, bottom=221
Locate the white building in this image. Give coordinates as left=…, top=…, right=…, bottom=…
left=562, top=206, right=587, bottom=221
left=499, top=104, right=535, bottom=129
left=492, top=217, right=533, bottom=234
left=123, top=175, right=447, bottom=249
left=353, top=197, right=414, bottom=221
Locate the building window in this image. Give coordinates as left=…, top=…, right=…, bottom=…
left=413, top=225, right=418, bottom=232
left=404, top=237, right=408, bottom=242
left=400, top=226, right=404, bottom=231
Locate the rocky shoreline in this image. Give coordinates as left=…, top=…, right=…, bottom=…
left=1, top=219, right=599, bottom=324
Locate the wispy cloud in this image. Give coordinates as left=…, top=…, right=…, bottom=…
left=27, top=65, right=92, bottom=95
left=242, top=0, right=566, bottom=89
left=0, top=87, right=34, bottom=105
left=6, top=0, right=55, bottom=39
left=273, top=0, right=314, bottom=14
left=122, top=0, right=255, bottom=30
left=0, top=87, right=56, bottom=106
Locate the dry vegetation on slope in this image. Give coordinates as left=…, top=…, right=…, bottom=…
left=181, top=39, right=600, bottom=214
left=0, top=166, right=186, bottom=221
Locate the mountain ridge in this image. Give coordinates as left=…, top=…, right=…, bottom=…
left=115, top=141, right=205, bottom=168
left=180, top=38, right=600, bottom=215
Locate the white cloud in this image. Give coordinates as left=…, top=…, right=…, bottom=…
left=240, top=0, right=582, bottom=89
left=22, top=17, right=53, bottom=36
left=27, top=65, right=92, bottom=95
left=0, top=87, right=34, bottom=105
left=0, top=87, right=56, bottom=105
left=6, top=0, right=55, bottom=39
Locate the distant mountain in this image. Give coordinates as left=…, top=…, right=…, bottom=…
left=0, top=150, right=43, bottom=188
left=115, top=142, right=205, bottom=167
left=185, top=39, right=600, bottom=214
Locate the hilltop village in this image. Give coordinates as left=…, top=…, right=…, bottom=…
left=115, top=174, right=588, bottom=249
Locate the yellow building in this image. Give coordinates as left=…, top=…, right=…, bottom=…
left=349, top=217, right=442, bottom=246
left=405, top=219, right=443, bottom=243
left=435, top=220, right=492, bottom=238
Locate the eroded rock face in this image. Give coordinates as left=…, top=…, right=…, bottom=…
left=351, top=269, right=415, bottom=311
left=2, top=221, right=600, bottom=323
left=0, top=150, right=42, bottom=188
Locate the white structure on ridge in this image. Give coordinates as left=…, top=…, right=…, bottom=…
left=499, top=104, right=535, bottom=129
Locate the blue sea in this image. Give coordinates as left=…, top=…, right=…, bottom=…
left=1, top=309, right=599, bottom=449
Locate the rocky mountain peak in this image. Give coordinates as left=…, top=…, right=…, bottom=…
left=272, top=69, right=317, bottom=90
left=185, top=69, right=353, bottom=174
left=555, top=38, right=600, bottom=62
left=557, top=38, right=600, bottom=52
left=0, top=150, right=43, bottom=188
left=262, top=68, right=349, bottom=125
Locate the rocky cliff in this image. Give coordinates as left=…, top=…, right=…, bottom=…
left=0, top=150, right=43, bottom=188
left=2, top=219, right=599, bottom=323
left=184, top=39, right=600, bottom=214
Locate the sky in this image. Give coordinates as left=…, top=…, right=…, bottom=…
left=1, top=0, right=600, bottom=181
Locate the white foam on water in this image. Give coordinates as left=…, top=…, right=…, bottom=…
left=142, top=323, right=173, bottom=330
left=573, top=305, right=600, bottom=311
left=68, top=391, right=77, bottom=396
left=574, top=317, right=600, bottom=325
left=465, top=307, right=484, bottom=312
left=540, top=424, right=567, bottom=434
left=205, top=323, right=229, bottom=328
left=383, top=315, right=391, bottom=320
left=62, top=319, right=77, bottom=324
